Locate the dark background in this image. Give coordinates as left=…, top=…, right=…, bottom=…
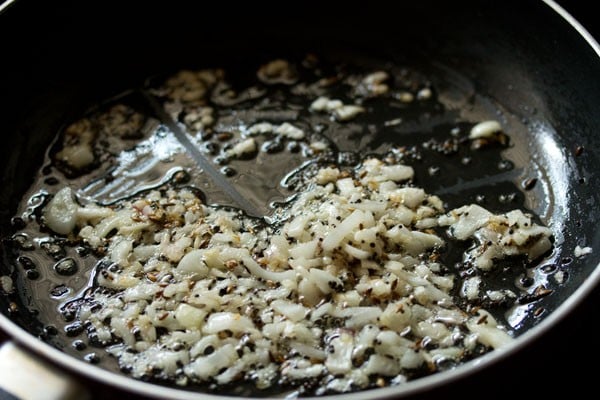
left=558, top=1, right=599, bottom=38
left=0, top=1, right=599, bottom=399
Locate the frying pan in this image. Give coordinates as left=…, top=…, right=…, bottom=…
left=0, top=0, right=599, bottom=399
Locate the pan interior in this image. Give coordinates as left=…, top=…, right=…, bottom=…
left=0, top=52, right=581, bottom=396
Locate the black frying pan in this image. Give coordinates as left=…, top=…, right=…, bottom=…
left=0, top=1, right=599, bottom=399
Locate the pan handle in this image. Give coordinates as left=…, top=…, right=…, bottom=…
left=0, top=341, right=90, bottom=400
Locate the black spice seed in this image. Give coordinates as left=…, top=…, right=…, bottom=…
left=76, top=246, right=90, bottom=257
left=261, top=140, right=284, bottom=154
left=533, top=307, right=545, bottom=317
left=65, top=322, right=84, bottom=337
left=107, top=264, right=119, bottom=273
left=560, top=257, right=573, bottom=266
left=72, top=340, right=86, bottom=351
left=26, top=269, right=40, bottom=280
left=204, top=345, right=215, bottom=355
left=216, top=132, right=234, bottom=141
left=221, top=166, right=237, bottom=177
left=44, top=325, right=58, bottom=336
left=203, top=142, right=219, bottom=155
left=18, top=256, right=36, bottom=270
left=12, top=234, right=34, bottom=250
left=213, top=156, right=228, bottom=165
left=10, top=217, right=26, bottom=229
left=120, top=365, right=132, bottom=374
left=199, top=130, right=213, bottom=141
left=29, top=193, right=46, bottom=207
left=54, top=258, right=78, bottom=276
left=222, top=143, right=232, bottom=152
left=44, top=177, right=59, bottom=185
left=519, top=276, right=534, bottom=287
left=541, top=264, right=557, bottom=273
left=61, top=309, right=76, bottom=322
left=287, top=141, right=300, bottom=153
left=50, top=284, right=69, bottom=297
left=41, top=242, right=66, bottom=260
left=84, top=353, right=101, bottom=364
left=575, top=146, right=584, bottom=156
left=172, top=170, right=190, bottom=184
left=172, top=343, right=184, bottom=351
left=522, top=178, right=538, bottom=191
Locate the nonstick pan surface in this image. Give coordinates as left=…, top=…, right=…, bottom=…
left=1, top=1, right=599, bottom=399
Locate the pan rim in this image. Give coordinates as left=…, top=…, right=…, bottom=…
left=1, top=0, right=599, bottom=398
